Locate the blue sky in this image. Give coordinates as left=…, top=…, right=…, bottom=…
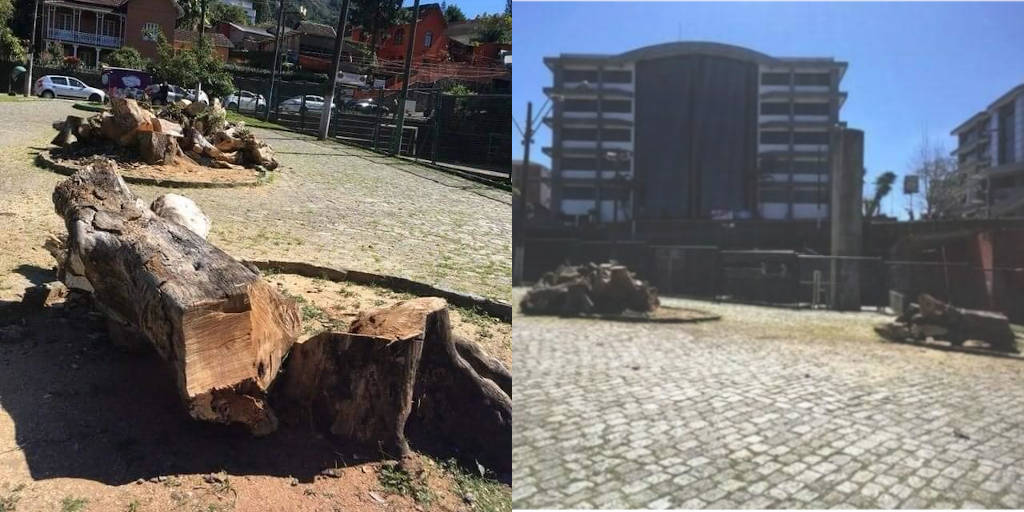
left=512, top=1, right=1024, bottom=217
left=402, top=0, right=506, bottom=18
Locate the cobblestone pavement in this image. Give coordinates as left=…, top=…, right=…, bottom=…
left=0, top=100, right=510, bottom=301
left=513, top=292, right=1024, bottom=509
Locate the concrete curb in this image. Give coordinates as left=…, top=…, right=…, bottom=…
left=35, top=151, right=265, bottom=189
left=245, top=259, right=512, bottom=323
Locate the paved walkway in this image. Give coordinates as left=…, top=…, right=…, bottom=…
left=513, top=295, right=1024, bottom=509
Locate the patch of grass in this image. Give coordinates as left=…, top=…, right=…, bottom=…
left=0, top=483, right=25, bottom=511
left=125, top=499, right=141, bottom=512
left=455, top=305, right=499, bottom=339
left=378, top=464, right=434, bottom=505
left=72, top=102, right=106, bottom=113
left=225, top=111, right=287, bottom=131
left=60, top=496, right=88, bottom=512
left=440, top=459, right=511, bottom=512
left=0, top=95, right=35, bottom=103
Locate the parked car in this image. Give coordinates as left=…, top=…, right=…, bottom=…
left=344, top=98, right=390, bottom=115
left=145, top=83, right=188, bottom=105
left=278, top=95, right=336, bottom=114
left=34, top=75, right=106, bottom=102
left=223, top=90, right=267, bottom=112
left=185, top=88, right=209, bottom=105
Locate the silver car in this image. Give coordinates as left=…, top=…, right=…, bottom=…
left=33, top=75, right=106, bottom=102
left=278, top=95, right=336, bottom=114
left=224, top=90, right=267, bottom=113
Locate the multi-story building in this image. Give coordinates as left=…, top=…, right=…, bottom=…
left=951, top=83, right=1024, bottom=217
left=39, top=0, right=183, bottom=66
left=542, top=41, right=847, bottom=222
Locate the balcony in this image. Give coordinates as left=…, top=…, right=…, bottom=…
left=47, top=28, right=122, bottom=48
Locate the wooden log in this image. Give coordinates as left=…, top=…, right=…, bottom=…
left=276, top=331, right=423, bottom=458
left=152, top=117, right=184, bottom=138
left=51, top=115, right=83, bottom=147
left=137, top=131, right=180, bottom=165
left=52, top=160, right=301, bottom=435
left=349, top=298, right=512, bottom=476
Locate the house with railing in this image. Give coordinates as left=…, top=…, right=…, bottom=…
left=39, top=0, right=182, bottom=67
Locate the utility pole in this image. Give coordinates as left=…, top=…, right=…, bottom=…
left=318, top=0, right=351, bottom=140
left=196, top=0, right=208, bottom=96
left=266, top=0, right=288, bottom=121
left=24, top=0, right=41, bottom=97
left=389, top=0, right=420, bottom=155
left=513, top=101, right=532, bottom=286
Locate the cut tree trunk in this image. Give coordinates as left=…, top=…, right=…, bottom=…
left=51, top=115, right=83, bottom=147
left=137, top=131, right=180, bottom=165
left=349, top=298, right=512, bottom=476
left=276, top=331, right=423, bottom=459
left=52, top=160, right=301, bottom=435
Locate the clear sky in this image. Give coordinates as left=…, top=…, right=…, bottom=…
left=402, top=0, right=507, bottom=18
left=512, top=1, right=1024, bottom=218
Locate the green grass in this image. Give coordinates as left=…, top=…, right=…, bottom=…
left=0, top=483, right=25, bottom=511
left=378, top=464, right=434, bottom=505
left=0, top=94, right=36, bottom=102
left=72, top=102, right=106, bottom=113
left=440, top=459, right=511, bottom=512
left=225, top=111, right=287, bottom=131
left=60, top=496, right=88, bottom=512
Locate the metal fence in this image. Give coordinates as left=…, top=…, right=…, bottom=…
left=225, top=78, right=511, bottom=172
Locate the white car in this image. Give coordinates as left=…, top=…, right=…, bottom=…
left=223, top=90, right=267, bottom=112
left=185, top=88, right=209, bottom=105
left=278, top=95, right=336, bottom=114
left=34, top=75, right=106, bottom=102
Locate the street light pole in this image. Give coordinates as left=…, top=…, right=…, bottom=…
left=317, top=0, right=351, bottom=140
left=266, top=0, right=288, bottom=121
left=513, top=101, right=533, bottom=286
left=24, top=0, right=41, bottom=97
left=389, top=0, right=420, bottom=155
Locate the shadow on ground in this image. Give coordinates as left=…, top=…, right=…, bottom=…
left=0, top=297, right=392, bottom=486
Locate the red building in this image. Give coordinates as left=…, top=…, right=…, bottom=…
left=350, top=3, right=448, bottom=63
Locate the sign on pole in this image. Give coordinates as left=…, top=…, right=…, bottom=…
left=903, top=175, right=919, bottom=195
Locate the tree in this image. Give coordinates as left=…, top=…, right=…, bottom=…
left=472, top=13, right=511, bottom=44
left=863, top=171, right=896, bottom=218
left=348, top=0, right=404, bottom=66
left=908, top=136, right=964, bottom=219
left=0, top=0, right=25, bottom=62
left=151, top=33, right=234, bottom=98
left=253, top=0, right=272, bottom=23
left=443, top=3, right=466, bottom=22
left=209, top=1, right=249, bottom=24
left=177, top=0, right=204, bottom=30
left=102, top=46, right=149, bottom=69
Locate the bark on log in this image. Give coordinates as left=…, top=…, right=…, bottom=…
left=349, top=298, right=512, bottom=475
left=52, top=160, right=301, bottom=434
left=276, top=331, right=422, bottom=458
left=137, top=131, right=180, bottom=165
left=51, top=116, right=83, bottom=147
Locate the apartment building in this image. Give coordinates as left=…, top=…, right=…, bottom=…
left=39, top=0, right=182, bottom=66
left=951, top=83, right=1024, bottom=217
left=542, top=42, right=847, bottom=222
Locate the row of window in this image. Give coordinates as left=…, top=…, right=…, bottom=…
left=761, top=72, right=832, bottom=87
left=562, top=69, right=633, bottom=84
left=759, top=130, right=830, bottom=145
left=561, top=186, right=631, bottom=200
left=562, top=98, right=633, bottom=114
left=561, top=157, right=631, bottom=171
left=760, top=102, right=831, bottom=116
left=760, top=188, right=830, bottom=203
left=760, top=159, right=829, bottom=174
left=561, top=128, right=632, bottom=142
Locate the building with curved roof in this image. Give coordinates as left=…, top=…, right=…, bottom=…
left=542, top=41, right=848, bottom=222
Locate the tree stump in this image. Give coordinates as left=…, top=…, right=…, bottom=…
left=52, top=160, right=301, bottom=435
left=276, top=331, right=423, bottom=458
left=137, top=131, right=180, bottom=165
left=349, top=298, right=512, bottom=476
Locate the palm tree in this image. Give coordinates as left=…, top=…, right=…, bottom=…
left=865, top=171, right=896, bottom=218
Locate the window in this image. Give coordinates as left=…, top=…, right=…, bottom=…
left=791, top=160, right=828, bottom=174
left=602, top=99, right=631, bottom=113
left=103, top=18, right=119, bottom=37
left=793, top=102, right=830, bottom=115
left=563, top=99, right=596, bottom=112
left=142, top=22, right=160, bottom=41
left=562, top=128, right=597, bottom=141
left=51, top=77, right=68, bottom=86
left=793, top=188, right=827, bottom=203
left=760, top=131, right=789, bottom=144
left=562, top=186, right=595, bottom=200
left=393, top=28, right=403, bottom=44
left=602, top=128, right=632, bottom=142
left=760, top=187, right=788, bottom=203
left=424, top=31, right=432, bottom=48
left=603, top=70, right=632, bottom=83
left=760, top=102, right=789, bottom=115
left=761, top=72, right=789, bottom=86
left=561, top=157, right=630, bottom=171
left=793, top=131, right=829, bottom=144
left=794, top=73, right=830, bottom=86
left=68, top=78, right=84, bottom=88
left=563, top=69, right=599, bottom=83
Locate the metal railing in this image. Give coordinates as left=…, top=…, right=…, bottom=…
left=47, top=28, right=121, bottom=48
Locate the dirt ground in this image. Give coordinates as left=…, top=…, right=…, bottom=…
left=47, top=150, right=262, bottom=186
left=0, top=99, right=510, bottom=512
